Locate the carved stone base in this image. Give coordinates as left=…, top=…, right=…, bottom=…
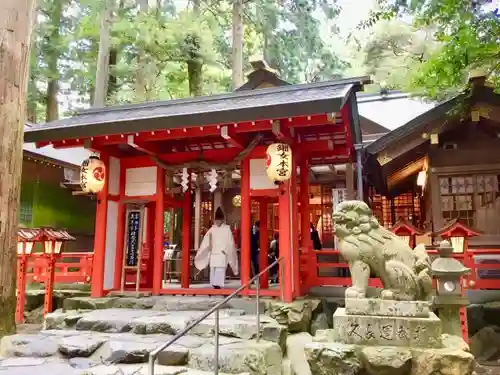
left=333, top=308, right=442, bottom=348
left=305, top=340, right=474, bottom=375
left=345, top=298, right=430, bottom=318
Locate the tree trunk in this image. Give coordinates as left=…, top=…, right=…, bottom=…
left=192, top=0, right=200, bottom=15
left=45, top=0, right=63, bottom=122
left=27, top=79, right=38, bottom=123
left=0, top=0, right=36, bottom=337
left=187, top=59, right=203, bottom=97
left=135, top=0, right=149, bottom=102
left=231, top=0, right=244, bottom=90
left=108, top=0, right=125, bottom=100
left=46, top=80, right=59, bottom=122
left=94, top=0, right=115, bottom=107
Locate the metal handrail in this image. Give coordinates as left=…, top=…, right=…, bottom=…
left=148, top=256, right=284, bottom=375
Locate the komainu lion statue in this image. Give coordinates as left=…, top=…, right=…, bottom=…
left=333, top=200, right=433, bottom=301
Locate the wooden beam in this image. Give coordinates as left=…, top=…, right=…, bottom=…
left=124, top=139, right=345, bottom=170
left=126, top=135, right=163, bottom=156
left=376, top=136, right=427, bottom=166
left=47, top=114, right=344, bottom=148
left=221, top=126, right=247, bottom=148
left=272, top=120, right=295, bottom=144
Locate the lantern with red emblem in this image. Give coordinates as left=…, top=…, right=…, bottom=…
left=80, top=155, right=106, bottom=193
left=266, top=143, right=292, bottom=183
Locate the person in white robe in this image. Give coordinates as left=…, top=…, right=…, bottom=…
left=194, top=207, right=239, bottom=288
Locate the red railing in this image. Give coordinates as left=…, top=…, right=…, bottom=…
left=21, top=246, right=500, bottom=290
left=26, top=252, right=94, bottom=284
left=303, top=247, right=500, bottom=291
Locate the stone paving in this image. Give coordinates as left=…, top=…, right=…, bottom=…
left=0, top=296, right=287, bottom=375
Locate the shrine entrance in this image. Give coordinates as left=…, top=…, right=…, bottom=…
left=24, top=76, right=368, bottom=302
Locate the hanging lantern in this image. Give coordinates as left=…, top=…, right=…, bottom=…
left=266, top=143, right=292, bottom=183
left=80, top=156, right=106, bottom=193
left=232, top=195, right=242, bottom=207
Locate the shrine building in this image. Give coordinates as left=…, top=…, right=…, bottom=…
left=24, top=61, right=371, bottom=302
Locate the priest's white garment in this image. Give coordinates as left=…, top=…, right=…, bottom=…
left=194, top=223, right=239, bottom=287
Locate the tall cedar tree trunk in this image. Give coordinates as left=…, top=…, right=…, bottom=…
left=45, top=0, right=63, bottom=121
left=188, top=0, right=202, bottom=97
left=27, top=79, right=37, bottom=123
left=107, top=0, right=125, bottom=100
left=231, top=0, right=244, bottom=90
left=135, top=0, right=149, bottom=102
left=94, top=0, right=115, bottom=107
left=0, top=0, right=36, bottom=336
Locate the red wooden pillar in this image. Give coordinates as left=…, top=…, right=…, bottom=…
left=144, top=203, right=155, bottom=289
left=240, top=157, right=251, bottom=289
left=113, top=162, right=126, bottom=290
left=299, top=156, right=311, bottom=249
left=44, top=252, right=56, bottom=315
left=279, top=181, right=293, bottom=302
left=91, top=154, right=109, bottom=297
left=15, top=252, right=28, bottom=324
left=259, top=199, right=269, bottom=288
left=299, top=155, right=313, bottom=293
left=153, top=166, right=165, bottom=294
left=290, top=153, right=300, bottom=297
left=181, top=183, right=192, bottom=288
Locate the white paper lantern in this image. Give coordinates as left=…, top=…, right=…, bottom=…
left=80, top=156, right=106, bottom=194
left=266, top=143, right=292, bottom=182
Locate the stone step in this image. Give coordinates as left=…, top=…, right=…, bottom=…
left=44, top=308, right=286, bottom=346
left=0, top=329, right=281, bottom=375
left=0, top=357, right=250, bottom=375
left=62, top=296, right=266, bottom=314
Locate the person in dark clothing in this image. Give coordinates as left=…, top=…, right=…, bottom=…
left=269, top=231, right=279, bottom=283
left=250, top=220, right=260, bottom=276
left=310, top=222, right=322, bottom=250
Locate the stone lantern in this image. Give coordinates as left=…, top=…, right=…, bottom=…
left=16, top=228, right=42, bottom=324
left=41, top=228, right=75, bottom=315
left=391, top=217, right=424, bottom=248
left=430, top=240, right=470, bottom=337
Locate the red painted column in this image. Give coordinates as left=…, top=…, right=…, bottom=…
left=290, top=153, right=300, bottom=297
left=259, top=199, right=269, bottom=289
left=299, top=156, right=311, bottom=250
left=299, top=154, right=311, bottom=295
left=144, top=203, right=155, bottom=289
left=15, top=253, right=28, bottom=324
left=240, top=157, right=251, bottom=289
left=181, top=183, right=192, bottom=288
left=279, top=182, right=293, bottom=302
left=91, top=153, right=110, bottom=297
left=113, top=162, right=126, bottom=291
left=153, top=167, right=165, bottom=295
left=44, top=252, right=56, bottom=315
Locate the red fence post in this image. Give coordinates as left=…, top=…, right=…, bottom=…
left=15, top=255, right=28, bottom=324
left=43, top=254, right=56, bottom=315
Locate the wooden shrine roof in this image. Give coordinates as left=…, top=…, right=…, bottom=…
left=24, top=77, right=370, bottom=144
left=366, top=84, right=499, bottom=156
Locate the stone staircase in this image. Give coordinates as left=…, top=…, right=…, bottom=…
left=0, top=296, right=299, bottom=375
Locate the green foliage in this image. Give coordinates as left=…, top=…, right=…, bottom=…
left=199, top=0, right=350, bottom=85
left=363, top=0, right=500, bottom=99
left=29, top=0, right=349, bottom=116
left=347, top=20, right=439, bottom=91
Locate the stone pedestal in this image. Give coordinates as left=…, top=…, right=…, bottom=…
left=306, top=298, right=473, bottom=375
left=345, top=298, right=430, bottom=318
left=333, top=308, right=442, bottom=348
